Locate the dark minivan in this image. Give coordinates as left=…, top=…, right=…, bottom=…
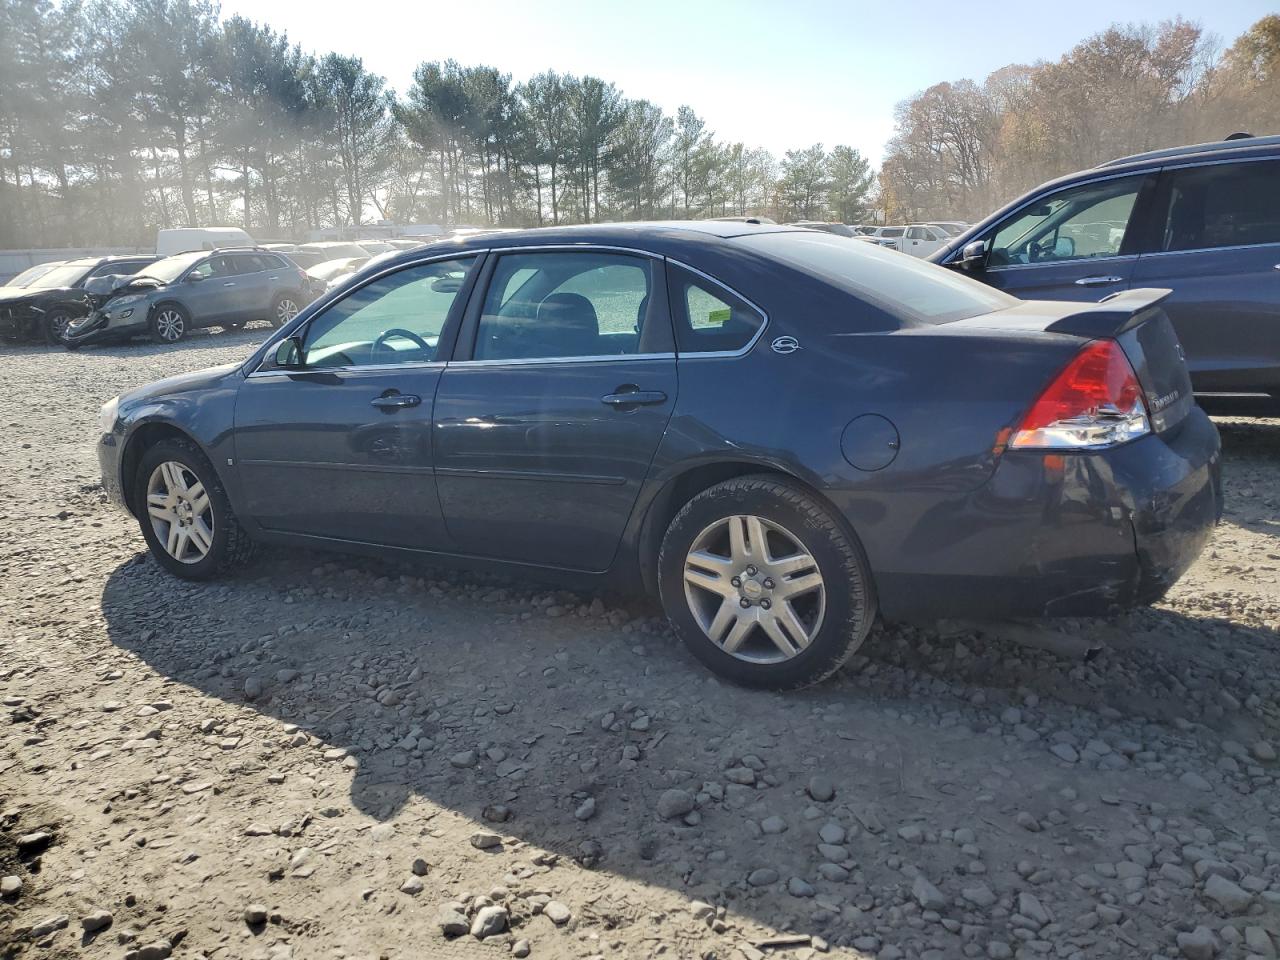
left=933, top=135, right=1280, bottom=414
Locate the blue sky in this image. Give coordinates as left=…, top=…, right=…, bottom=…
left=228, top=0, right=1272, bottom=162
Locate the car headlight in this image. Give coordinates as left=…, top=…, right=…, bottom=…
left=98, top=396, right=119, bottom=434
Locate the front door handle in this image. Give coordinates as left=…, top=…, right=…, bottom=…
left=371, top=393, right=421, bottom=410
left=1074, top=275, right=1124, bottom=286
left=602, top=389, right=667, bottom=407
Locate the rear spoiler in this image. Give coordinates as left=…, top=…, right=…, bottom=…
left=1044, top=288, right=1172, bottom=339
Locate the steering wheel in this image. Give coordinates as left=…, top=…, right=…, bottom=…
left=372, top=328, right=431, bottom=359
left=1029, top=238, right=1055, bottom=263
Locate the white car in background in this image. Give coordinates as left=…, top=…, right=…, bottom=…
left=900, top=224, right=951, bottom=258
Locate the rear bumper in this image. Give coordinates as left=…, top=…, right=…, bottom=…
left=875, top=408, right=1221, bottom=621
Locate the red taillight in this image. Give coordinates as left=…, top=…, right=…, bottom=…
left=1010, top=339, right=1150, bottom=450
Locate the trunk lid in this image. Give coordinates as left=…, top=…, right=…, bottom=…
left=951, top=289, right=1194, bottom=435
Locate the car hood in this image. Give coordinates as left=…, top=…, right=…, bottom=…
left=121, top=362, right=241, bottom=407
left=0, top=286, right=72, bottom=305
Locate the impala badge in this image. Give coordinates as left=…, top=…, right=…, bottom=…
left=771, top=336, right=800, bottom=355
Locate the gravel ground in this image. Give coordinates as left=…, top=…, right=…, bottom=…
left=2, top=328, right=1279, bottom=960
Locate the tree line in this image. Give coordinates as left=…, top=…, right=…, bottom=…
left=0, top=0, right=876, bottom=248
left=879, top=15, right=1280, bottom=222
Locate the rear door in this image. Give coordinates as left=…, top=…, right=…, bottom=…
left=433, top=248, right=677, bottom=570
left=1129, top=157, right=1280, bottom=401
left=228, top=254, right=273, bottom=321
left=970, top=172, right=1156, bottom=302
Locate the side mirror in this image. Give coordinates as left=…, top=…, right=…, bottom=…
left=1053, top=236, right=1075, bottom=258
left=957, top=240, right=988, bottom=270
left=186, top=272, right=206, bottom=283
left=273, top=335, right=305, bottom=369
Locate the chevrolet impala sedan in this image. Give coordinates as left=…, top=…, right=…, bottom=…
left=95, top=221, right=1222, bottom=689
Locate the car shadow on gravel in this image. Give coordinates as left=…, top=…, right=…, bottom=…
left=95, top=536, right=1280, bottom=938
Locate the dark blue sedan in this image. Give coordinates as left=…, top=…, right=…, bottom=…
left=95, top=221, right=1222, bottom=689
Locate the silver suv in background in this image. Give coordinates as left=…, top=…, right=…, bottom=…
left=64, top=248, right=310, bottom=347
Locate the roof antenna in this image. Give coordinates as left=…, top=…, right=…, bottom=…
left=1224, top=131, right=1254, bottom=140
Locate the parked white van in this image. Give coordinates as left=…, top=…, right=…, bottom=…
left=156, top=227, right=254, bottom=257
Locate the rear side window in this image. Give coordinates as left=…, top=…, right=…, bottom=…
left=668, top=265, right=764, bottom=354
left=1158, top=160, right=1280, bottom=252
left=736, top=231, right=1016, bottom=326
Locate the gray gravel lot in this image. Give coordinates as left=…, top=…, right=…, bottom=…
left=2, top=328, right=1279, bottom=960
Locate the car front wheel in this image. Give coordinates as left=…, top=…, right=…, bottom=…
left=134, top=437, right=255, bottom=579
left=658, top=475, right=876, bottom=689
left=151, top=304, right=189, bottom=343
left=43, top=310, right=74, bottom=345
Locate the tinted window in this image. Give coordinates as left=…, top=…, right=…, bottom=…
left=668, top=265, right=764, bottom=354
left=989, top=175, right=1146, bottom=266
left=302, top=258, right=473, bottom=368
left=1158, top=160, right=1280, bottom=252
left=737, top=231, right=1016, bottom=325
left=230, top=255, right=265, bottom=275
left=474, top=252, right=656, bottom=361
left=906, top=227, right=926, bottom=240
left=188, top=256, right=230, bottom=280
left=880, top=228, right=904, bottom=238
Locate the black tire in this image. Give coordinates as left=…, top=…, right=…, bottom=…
left=133, top=437, right=256, bottom=580
left=150, top=302, right=190, bottom=343
left=270, top=293, right=301, bottom=329
left=43, top=310, right=74, bottom=345
left=657, top=474, right=876, bottom=690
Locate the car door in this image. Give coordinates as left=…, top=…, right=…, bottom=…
left=964, top=173, right=1157, bottom=302
left=903, top=226, right=934, bottom=258
left=232, top=254, right=479, bottom=548
left=433, top=248, right=677, bottom=570
left=228, top=253, right=273, bottom=321
left=179, top=255, right=237, bottom=324
left=1129, top=157, right=1280, bottom=399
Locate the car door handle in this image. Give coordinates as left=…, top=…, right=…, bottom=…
left=601, top=389, right=667, bottom=407
left=370, top=393, right=421, bottom=410
left=1074, top=275, right=1124, bottom=286
left=223, top=281, right=236, bottom=287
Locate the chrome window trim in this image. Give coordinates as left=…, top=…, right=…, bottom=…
left=665, top=256, right=770, bottom=359
left=446, top=352, right=676, bottom=369
left=984, top=253, right=1139, bottom=275
left=1159, top=153, right=1279, bottom=173
left=247, top=359, right=448, bottom=380
left=252, top=248, right=489, bottom=375
left=1139, top=239, right=1280, bottom=260
left=483, top=243, right=663, bottom=260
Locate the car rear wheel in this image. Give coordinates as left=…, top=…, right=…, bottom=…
left=43, top=310, right=74, bottom=345
left=151, top=304, right=189, bottom=343
left=658, top=475, right=876, bottom=689
left=134, top=437, right=256, bottom=580
left=271, top=294, right=300, bottom=328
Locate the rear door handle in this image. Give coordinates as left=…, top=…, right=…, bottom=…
left=371, top=393, right=421, bottom=410
left=1074, top=275, right=1124, bottom=286
left=602, top=389, right=667, bottom=407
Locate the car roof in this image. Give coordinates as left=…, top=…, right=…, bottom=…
left=1097, top=133, right=1280, bottom=169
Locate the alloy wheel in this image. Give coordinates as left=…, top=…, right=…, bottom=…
left=276, top=298, right=299, bottom=325
left=682, top=514, right=826, bottom=664
left=146, top=461, right=214, bottom=564
left=156, top=309, right=185, bottom=341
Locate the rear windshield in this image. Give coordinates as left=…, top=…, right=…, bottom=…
left=737, top=231, right=1018, bottom=325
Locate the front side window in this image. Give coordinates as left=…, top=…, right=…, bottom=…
left=186, top=257, right=228, bottom=281
left=300, top=257, right=474, bottom=368
left=668, top=265, right=764, bottom=353
left=988, top=175, right=1147, bottom=266
left=473, top=252, right=657, bottom=361
left=1158, top=160, right=1280, bottom=252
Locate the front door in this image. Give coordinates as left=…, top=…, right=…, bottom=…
left=434, top=249, right=677, bottom=571
left=233, top=255, right=478, bottom=548
left=1129, top=158, right=1280, bottom=399
left=968, top=172, right=1156, bottom=303
left=180, top=254, right=242, bottom=325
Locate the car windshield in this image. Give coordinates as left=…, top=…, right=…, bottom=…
left=141, top=252, right=205, bottom=283
left=303, top=243, right=369, bottom=260
left=26, top=262, right=93, bottom=289
left=738, top=231, right=1018, bottom=324
left=6, top=262, right=62, bottom=287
